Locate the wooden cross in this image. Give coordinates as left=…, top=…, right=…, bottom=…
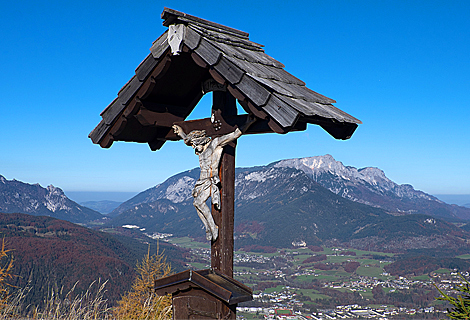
left=89, top=8, right=361, bottom=319
left=208, top=90, right=237, bottom=278
left=171, top=74, right=324, bottom=277
left=173, top=88, right=255, bottom=278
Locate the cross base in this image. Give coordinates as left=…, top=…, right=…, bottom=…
left=154, top=269, right=252, bottom=320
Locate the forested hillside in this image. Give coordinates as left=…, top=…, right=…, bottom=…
left=0, top=212, right=187, bottom=306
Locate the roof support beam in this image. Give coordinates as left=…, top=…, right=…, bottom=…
left=135, top=109, right=184, bottom=127
left=168, top=113, right=306, bottom=141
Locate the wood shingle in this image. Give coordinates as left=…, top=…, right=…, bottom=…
left=89, top=7, right=361, bottom=150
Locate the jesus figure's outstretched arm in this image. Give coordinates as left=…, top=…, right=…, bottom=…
left=216, top=115, right=257, bottom=147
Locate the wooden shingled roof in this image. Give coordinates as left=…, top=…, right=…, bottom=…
left=89, top=8, right=361, bottom=151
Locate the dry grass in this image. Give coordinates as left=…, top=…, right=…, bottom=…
left=0, top=280, right=111, bottom=320
left=34, top=280, right=111, bottom=319
left=0, top=281, right=30, bottom=318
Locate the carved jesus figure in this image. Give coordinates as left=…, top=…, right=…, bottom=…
left=172, top=115, right=255, bottom=241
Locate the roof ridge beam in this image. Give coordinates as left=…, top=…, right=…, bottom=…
left=188, top=25, right=263, bottom=51
left=161, top=7, right=249, bottom=39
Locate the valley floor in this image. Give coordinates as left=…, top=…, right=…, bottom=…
left=166, top=237, right=460, bottom=320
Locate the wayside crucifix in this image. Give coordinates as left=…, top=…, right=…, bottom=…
left=172, top=114, right=256, bottom=241
left=89, top=7, right=361, bottom=319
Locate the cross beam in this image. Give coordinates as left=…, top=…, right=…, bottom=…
left=169, top=112, right=307, bottom=141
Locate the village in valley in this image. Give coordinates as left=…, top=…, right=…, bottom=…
left=162, top=236, right=463, bottom=320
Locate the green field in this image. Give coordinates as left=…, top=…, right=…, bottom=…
left=434, top=268, right=451, bottom=274
left=190, top=262, right=209, bottom=269
left=356, top=266, right=384, bottom=278
left=237, top=312, right=263, bottom=320
left=167, top=236, right=209, bottom=249
left=413, top=274, right=431, bottom=281
left=264, top=285, right=285, bottom=294
left=293, top=288, right=330, bottom=300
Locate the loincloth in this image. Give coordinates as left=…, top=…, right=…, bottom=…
left=192, top=177, right=221, bottom=207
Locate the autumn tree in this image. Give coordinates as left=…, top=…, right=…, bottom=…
left=436, top=273, right=470, bottom=319
left=114, top=245, right=172, bottom=320
left=0, top=239, right=15, bottom=311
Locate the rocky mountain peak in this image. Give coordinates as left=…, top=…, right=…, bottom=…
left=0, top=175, right=102, bottom=223
left=300, top=154, right=337, bottom=168
left=276, top=154, right=335, bottom=171
left=272, top=154, right=454, bottom=216
left=47, top=184, right=64, bottom=195
left=109, top=169, right=200, bottom=216
left=45, top=185, right=70, bottom=213
left=275, top=155, right=395, bottom=189
left=357, top=167, right=391, bottom=186
left=358, top=167, right=387, bottom=179
left=275, top=155, right=391, bottom=184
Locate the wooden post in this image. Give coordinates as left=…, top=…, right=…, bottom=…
left=211, top=90, right=237, bottom=278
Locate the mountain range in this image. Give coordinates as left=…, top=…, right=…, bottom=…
left=108, top=155, right=470, bottom=222
left=103, top=155, right=470, bottom=251
left=2, top=155, right=470, bottom=252
left=0, top=175, right=102, bottom=223
left=273, top=155, right=470, bottom=220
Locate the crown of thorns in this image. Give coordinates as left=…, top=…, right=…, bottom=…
left=184, top=130, right=211, bottom=146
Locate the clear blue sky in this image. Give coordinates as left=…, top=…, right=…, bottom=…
left=1, top=0, right=469, bottom=196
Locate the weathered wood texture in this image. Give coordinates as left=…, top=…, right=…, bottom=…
left=89, top=7, right=361, bottom=150
left=210, top=91, right=236, bottom=278
left=210, top=144, right=235, bottom=277
left=173, top=290, right=235, bottom=320
left=154, top=269, right=252, bottom=319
